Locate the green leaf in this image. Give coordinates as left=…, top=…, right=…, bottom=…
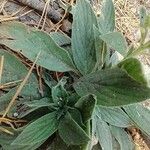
left=140, top=6, right=147, bottom=27
left=97, top=0, right=115, bottom=33
left=119, top=58, right=147, bottom=85
left=0, top=22, right=76, bottom=72
left=23, top=97, right=52, bottom=107
left=124, top=103, right=150, bottom=136
left=110, top=126, right=134, bottom=150
left=109, top=51, right=123, bottom=66
left=72, top=0, right=97, bottom=75
left=93, top=26, right=104, bottom=69
left=68, top=108, right=84, bottom=127
left=12, top=112, right=58, bottom=145
left=50, top=32, right=71, bottom=47
left=58, top=112, right=90, bottom=145
left=50, top=32, right=71, bottom=52
left=0, top=49, right=39, bottom=98
left=75, top=94, right=96, bottom=122
left=100, top=32, right=128, bottom=56
left=52, top=78, right=68, bottom=105
left=0, top=128, right=44, bottom=150
left=96, top=106, right=133, bottom=128
left=93, top=113, right=113, bottom=150
left=74, top=68, right=150, bottom=106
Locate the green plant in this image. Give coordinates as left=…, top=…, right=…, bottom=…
left=0, top=0, right=150, bottom=149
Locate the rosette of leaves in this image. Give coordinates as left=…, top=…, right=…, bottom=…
left=0, top=0, right=150, bottom=149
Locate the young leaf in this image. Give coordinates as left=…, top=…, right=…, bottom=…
left=23, top=97, right=52, bottom=108
left=93, top=26, right=104, bottom=69
left=97, top=0, right=115, bottom=33
left=52, top=78, right=68, bottom=105
left=12, top=112, right=58, bottom=145
left=0, top=22, right=76, bottom=72
left=74, top=68, right=150, bottom=106
left=119, top=58, right=147, bottom=85
left=110, top=126, right=134, bottom=150
left=72, top=0, right=97, bottom=75
left=93, top=114, right=113, bottom=150
left=75, top=94, right=96, bottom=122
left=96, top=106, right=133, bottom=128
left=124, top=104, right=150, bottom=136
left=58, top=112, right=90, bottom=145
left=100, top=32, right=128, bottom=56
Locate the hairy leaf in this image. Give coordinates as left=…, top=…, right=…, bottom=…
left=74, top=68, right=150, bottom=106
left=119, top=58, right=147, bottom=85
left=124, top=103, right=150, bottom=136
left=0, top=22, right=76, bottom=72
left=93, top=114, right=113, bottom=150
left=100, top=32, right=128, bottom=56
left=52, top=78, right=68, bottom=105
left=72, top=0, right=97, bottom=75
left=0, top=128, right=44, bottom=150
left=110, top=126, right=134, bottom=150
left=98, top=0, right=115, bottom=33
left=58, top=112, right=90, bottom=145
left=75, top=94, right=96, bottom=122
left=96, top=106, right=133, bottom=127
left=12, top=112, right=58, bottom=145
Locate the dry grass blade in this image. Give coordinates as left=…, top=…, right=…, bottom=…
left=0, top=80, right=22, bottom=90
left=0, top=126, right=13, bottom=135
left=2, top=51, right=41, bottom=118
left=0, top=9, right=33, bottom=22
left=0, top=56, right=4, bottom=85
left=37, top=0, right=51, bottom=29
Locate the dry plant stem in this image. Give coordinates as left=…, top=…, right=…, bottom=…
left=15, top=0, right=62, bottom=22
left=0, top=0, right=7, bottom=13
left=0, top=56, right=4, bottom=85
left=0, top=9, right=33, bottom=22
left=2, top=51, right=41, bottom=118
left=0, top=80, right=22, bottom=90
left=37, top=0, right=51, bottom=29
left=0, top=126, right=13, bottom=135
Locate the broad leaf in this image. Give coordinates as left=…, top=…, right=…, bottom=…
left=119, top=58, right=147, bottom=85
left=100, top=32, right=128, bottom=56
left=75, top=94, right=96, bottom=122
left=96, top=106, right=133, bottom=127
left=93, top=114, right=113, bottom=150
left=0, top=22, right=76, bottom=72
left=74, top=68, right=150, bottom=106
left=58, top=112, right=90, bottom=145
left=0, top=128, right=44, bottom=150
left=72, top=0, right=97, bottom=75
left=124, top=103, right=150, bottom=136
left=98, top=0, right=115, bottom=33
left=12, top=112, right=58, bottom=145
left=110, top=126, right=134, bottom=150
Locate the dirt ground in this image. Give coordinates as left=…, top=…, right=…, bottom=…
left=0, top=0, right=150, bottom=149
